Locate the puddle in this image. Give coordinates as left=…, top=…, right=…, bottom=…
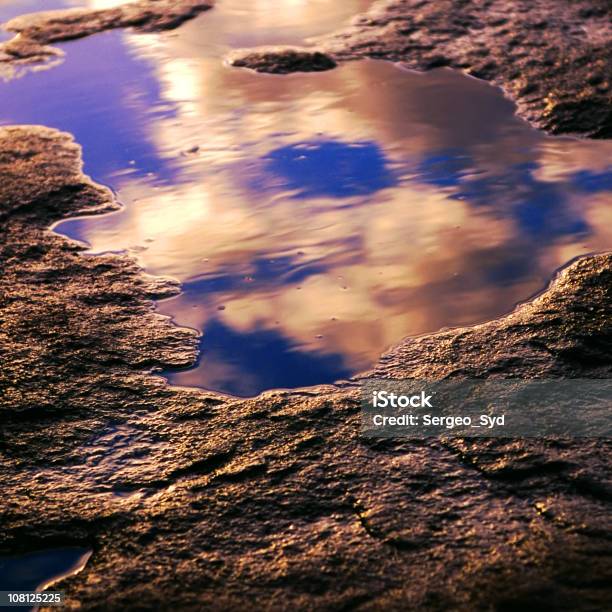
left=0, top=547, right=91, bottom=604
left=0, top=0, right=611, bottom=396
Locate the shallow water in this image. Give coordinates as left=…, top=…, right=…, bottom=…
left=1, top=1, right=611, bottom=395
left=0, top=547, right=92, bottom=598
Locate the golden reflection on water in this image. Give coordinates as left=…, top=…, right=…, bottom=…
left=49, top=7, right=612, bottom=394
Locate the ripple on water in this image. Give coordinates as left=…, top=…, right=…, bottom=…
left=0, top=0, right=611, bottom=396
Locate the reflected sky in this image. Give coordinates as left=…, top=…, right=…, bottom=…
left=0, top=547, right=92, bottom=592
left=1, top=0, right=611, bottom=396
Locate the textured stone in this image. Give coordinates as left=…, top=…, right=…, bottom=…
left=1, top=126, right=610, bottom=609
left=0, top=0, right=213, bottom=78
left=228, top=47, right=337, bottom=74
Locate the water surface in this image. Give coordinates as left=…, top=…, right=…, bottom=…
left=0, top=547, right=92, bottom=598
left=1, top=0, right=611, bottom=395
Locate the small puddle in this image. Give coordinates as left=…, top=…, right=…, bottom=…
left=0, top=547, right=91, bottom=606
left=1, top=0, right=611, bottom=396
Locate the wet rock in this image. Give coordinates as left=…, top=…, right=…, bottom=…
left=228, top=47, right=337, bottom=74
left=0, top=0, right=213, bottom=78
left=0, top=37, right=60, bottom=63
left=1, top=126, right=611, bottom=608
left=316, top=0, right=612, bottom=137
left=0, top=126, right=200, bottom=415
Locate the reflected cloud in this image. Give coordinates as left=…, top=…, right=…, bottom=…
left=3, top=1, right=609, bottom=395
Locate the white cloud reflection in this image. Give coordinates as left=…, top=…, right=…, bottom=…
left=56, top=3, right=612, bottom=394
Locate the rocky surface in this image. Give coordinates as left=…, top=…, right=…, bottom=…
left=229, top=0, right=612, bottom=138
left=1, top=127, right=610, bottom=609
left=228, top=48, right=337, bottom=74
left=0, top=0, right=213, bottom=79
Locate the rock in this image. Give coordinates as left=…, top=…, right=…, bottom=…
left=228, top=47, right=337, bottom=74
left=0, top=0, right=213, bottom=79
